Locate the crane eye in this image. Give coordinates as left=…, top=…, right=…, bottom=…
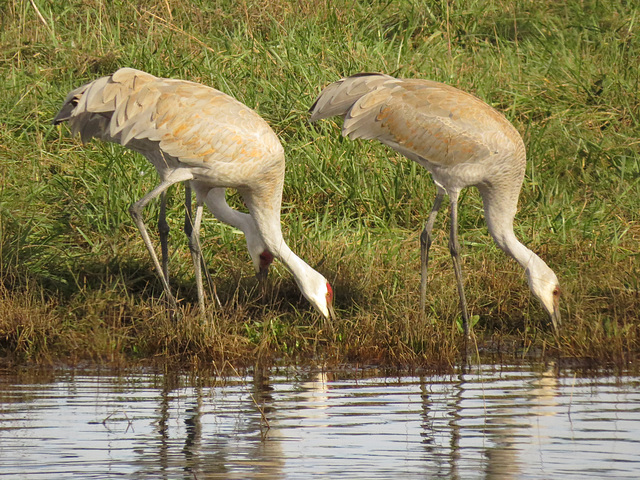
left=553, top=287, right=561, bottom=297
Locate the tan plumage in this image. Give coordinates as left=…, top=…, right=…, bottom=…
left=54, top=68, right=335, bottom=320
left=310, top=73, right=560, bottom=335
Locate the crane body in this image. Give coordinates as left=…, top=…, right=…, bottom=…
left=310, top=73, right=560, bottom=335
left=55, top=68, right=334, bottom=320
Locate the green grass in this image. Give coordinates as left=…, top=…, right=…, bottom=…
left=1, top=0, right=638, bottom=367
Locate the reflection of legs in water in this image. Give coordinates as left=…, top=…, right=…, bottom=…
left=184, top=386, right=203, bottom=473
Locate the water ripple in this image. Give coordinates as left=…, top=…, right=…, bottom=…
left=1, top=364, right=639, bottom=479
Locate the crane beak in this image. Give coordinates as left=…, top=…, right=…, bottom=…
left=550, top=304, right=561, bottom=334
left=321, top=301, right=337, bottom=334
left=327, top=302, right=337, bottom=323
left=255, top=266, right=269, bottom=283
left=255, top=266, right=269, bottom=298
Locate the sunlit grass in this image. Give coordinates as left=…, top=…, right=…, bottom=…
left=0, top=0, right=638, bottom=366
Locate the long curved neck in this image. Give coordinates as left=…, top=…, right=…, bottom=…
left=201, top=186, right=267, bottom=267
left=264, top=228, right=315, bottom=283
left=243, top=191, right=319, bottom=288
left=490, top=223, right=540, bottom=272
left=481, top=185, right=559, bottom=322
left=481, top=188, right=540, bottom=273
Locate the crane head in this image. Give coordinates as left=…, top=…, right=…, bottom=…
left=325, top=282, right=337, bottom=322
left=311, top=281, right=336, bottom=322
left=245, top=225, right=273, bottom=280
left=526, top=263, right=561, bottom=333
left=254, top=251, right=274, bottom=281
left=295, top=271, right=336, bottom=322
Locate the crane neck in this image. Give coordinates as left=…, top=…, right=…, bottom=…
left=481, top=189, right=541, bottom=273
left=244, top=195, right=321, bottom=291
left=491, top=226, right=541, bottom=273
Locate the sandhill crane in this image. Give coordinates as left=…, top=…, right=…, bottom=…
left=54, top=67, right=334, bottom=320
left=309, top=73, right=560, bottom=336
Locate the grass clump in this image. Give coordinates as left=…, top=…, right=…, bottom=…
left=0, top=0, right=638, bottom=368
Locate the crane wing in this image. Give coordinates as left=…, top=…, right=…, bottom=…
left=55, top=68, right=282, bottom=168
left=341, top=79, right=522, bottom=167
left=308, top=73, right=396, bottom=121
left=308, top=75, right=522, bottom=168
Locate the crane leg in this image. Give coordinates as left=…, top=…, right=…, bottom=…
left=184, top=182, right=193, bottom=239
left=420, top=188, right=445, bottom=315
left=186, top=201, right=206, bottom=313
left=184, top=185, right=221, bottom=312
left=448, top=191, right=470, bottom=340
left=158, top=190, right=170, bottom=283
left=129, top=180, right=181, bottom=310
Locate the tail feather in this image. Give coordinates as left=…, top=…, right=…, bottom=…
left=52, top=68, right=158, bottom=145
left=308, top=73, right=395, bottom=122
left=74, top=76, right=110, bottom=118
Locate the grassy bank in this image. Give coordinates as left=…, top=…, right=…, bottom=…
left=1, top=0, right=638, bottom=367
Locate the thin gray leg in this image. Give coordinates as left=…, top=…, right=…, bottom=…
left=420, top=188, right=445, bottom=314
left=187, top=202, right=206, bottom=312
left=158, top=190, right=170, bottom=283
left=184, top=185, right=220, bottom=311
left=129, top=180, right=180, bottom=309
left=447, top=191, right=470, bottom=340
left=184, top=182, right=193, bottom=239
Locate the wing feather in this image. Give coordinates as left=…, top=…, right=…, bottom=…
left=342, top=80, right=517, bottom=166
left=55, top=68, right=283, bottom=168
left=309, top=73, right=396, bottom=121
left=310, top=74, right=522, bottom=168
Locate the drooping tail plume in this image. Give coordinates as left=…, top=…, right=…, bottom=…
left=308, top=73, right=395, bottom=122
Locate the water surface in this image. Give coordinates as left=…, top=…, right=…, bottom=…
left=1, top=363, right=639, bottom=479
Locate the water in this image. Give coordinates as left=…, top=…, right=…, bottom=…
left=1, top=363, right=639, bottom=479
